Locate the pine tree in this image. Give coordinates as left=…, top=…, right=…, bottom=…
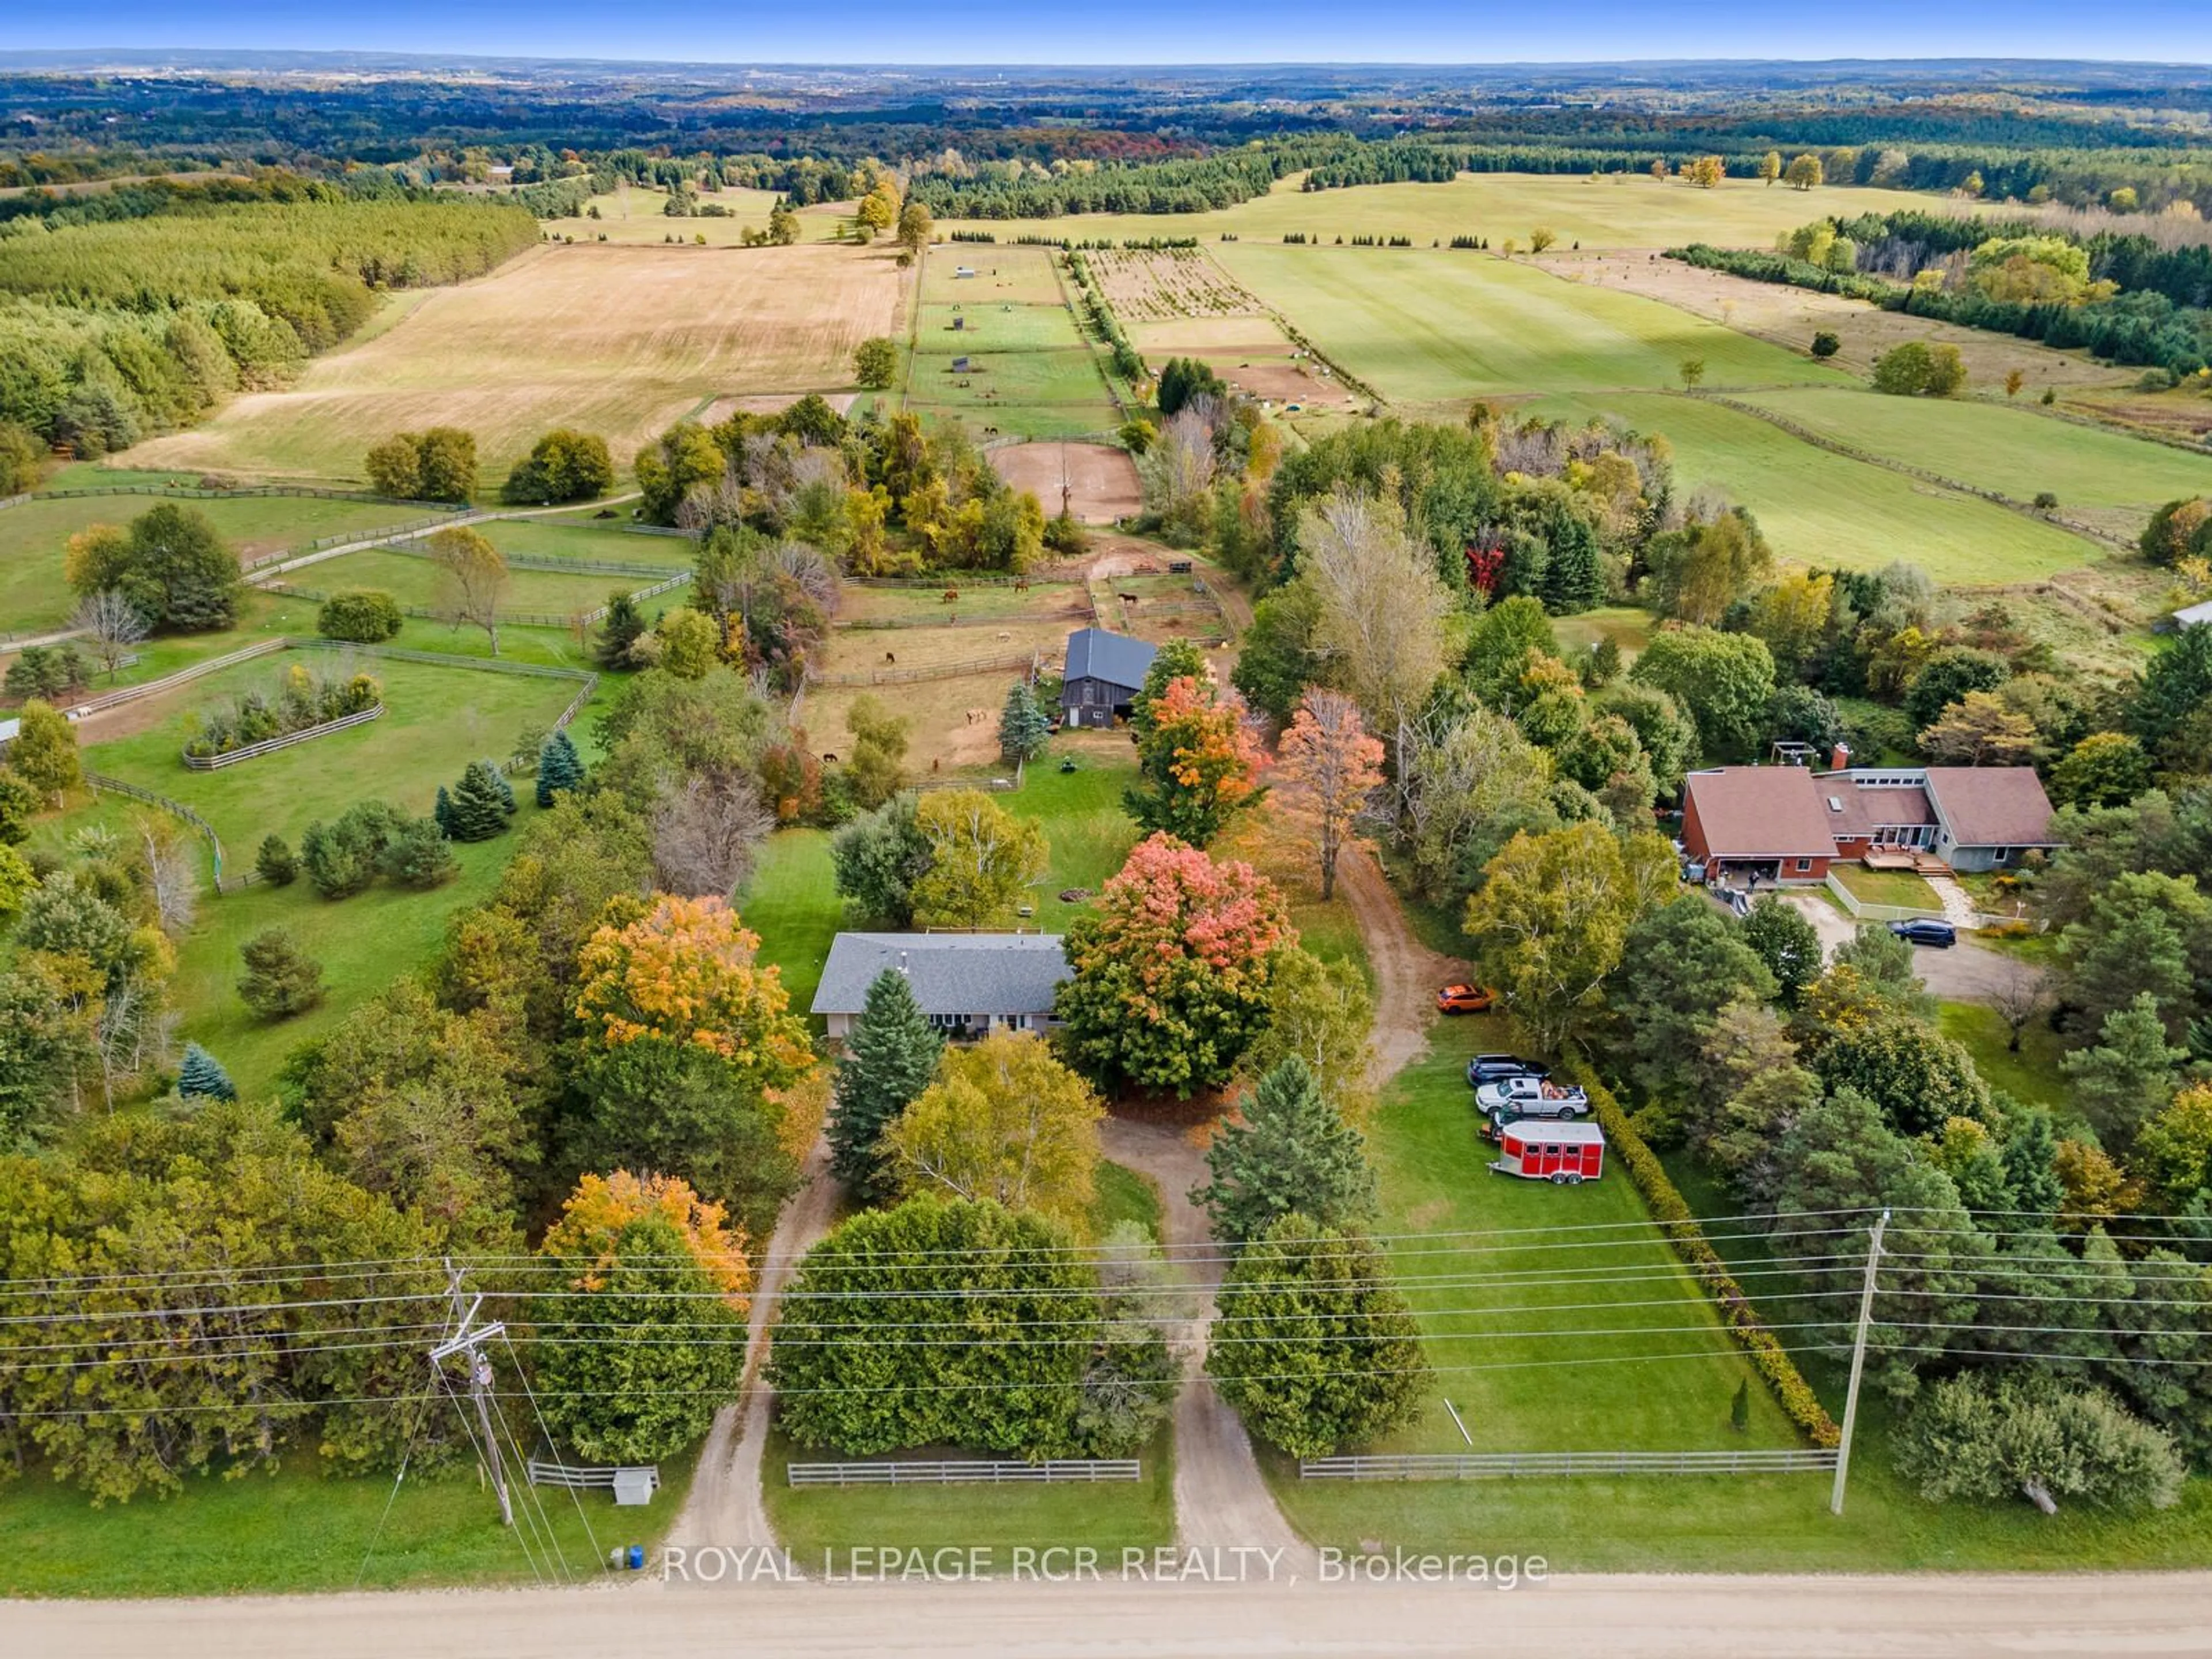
left=253, top=832, right=298, bottom=887
left=484, top=760, right=518, bottom=817
left=829, top=968, right=945, bottom=1203
left=1193, top=1056, right=1380, bottom=1244
left=445, top=762, right=512, bottom=843
left=433, top=785, right=455, bottom=837
left=536, top=729, right=585, bottom=807
left=997, top=681, right=1052, bottom=764
left=1730, top=1377, right=1751, bottom=1435
left=237, top=927, right=324, bottom=1019
left=176, top=1042, right=237, bottom=1102
left=594, top=591, right=646, bottom=669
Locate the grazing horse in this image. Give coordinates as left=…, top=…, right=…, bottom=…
left=884, top=650, right=896, bottom=664
left=941, top=589, right=959, bottom=605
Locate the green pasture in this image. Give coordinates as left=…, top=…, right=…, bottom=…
left=1738, top=387, right=2212, bottom=510
left=916, top=301, right=1085, bottom=351
left=1215, top=245, right=1844, bottom=405
left=741, top=828, right=843, bottom=1017
left=1012, top=737, right=1143, bottom=932
left=476, top=518, right=696, bottom=569
left=1, top=493, right=446, bottom=632
left=82, top=653, right=582, bottom=862
left=939, top=171, right=1931, bottom=252
left=1535, top=392, right=2101, bottom=583
left=288, top=546, right=670, bottom=618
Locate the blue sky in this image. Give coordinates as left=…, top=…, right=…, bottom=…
left=10, top=3, right=2212, bottom=67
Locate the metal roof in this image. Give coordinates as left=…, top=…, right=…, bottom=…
left=810, top=932, right=1071, bottom=1018
left=1062, top=627, right=1158, bottom=692
left=1499, top=1121, right=1607, bottom=1145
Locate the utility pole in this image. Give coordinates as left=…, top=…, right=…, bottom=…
left=433, top=1257, right=512, bottom=1528
left=1830, top=1209, right=1888, bottom=1518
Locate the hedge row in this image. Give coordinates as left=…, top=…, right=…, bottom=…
left=1560, top=1051, right=1842, bottom=1450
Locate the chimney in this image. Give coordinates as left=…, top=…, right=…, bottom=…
left=1830, top=742, right=1851, bottom=773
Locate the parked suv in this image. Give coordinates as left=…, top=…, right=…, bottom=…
left=1888, top=918, right=1957, bottom=948
left=1466, top=1054, right=1547, bottom=1089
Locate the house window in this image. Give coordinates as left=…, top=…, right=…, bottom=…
left=1794, top=858, right=1812, bottom=873
left=1993, top=848, right=2010, bottom=865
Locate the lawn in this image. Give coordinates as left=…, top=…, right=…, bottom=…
left=1090, top=1158, right=1164, bottom=1240
left=476, top=518, right=697, bottom=570
left=0, top=1444, right=696, bottom=1597
left=1, top=493, right=448, bottom=632
left=761, top=1424, right=1175, bottom=1566
left=742, top=828, right=843, bottom=1018
left=1213, top=244, right=1847, bottom=406
left=1740, top=386, right=2212, bottom=511
left=1007, top=734, right=1143, bottom=933
left=81, top=653, right=584, bottom=865
left=284, top=546, right=666, bottom=619
left=938, top=171, right=1934, bottom=253
left=1550, top=605, right=1652, bottom=665
left=1533, top=391, right=2102, bottom=583
left=1939, top=1000, right=2073, bottom=1120
left=1831, top=863, right=1943, bottom=911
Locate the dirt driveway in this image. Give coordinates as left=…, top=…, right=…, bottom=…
left=1778, top=891, right=2046, bottom=1005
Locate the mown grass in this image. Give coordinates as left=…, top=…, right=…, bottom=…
left=1831, top=863, right=1942, bottom=910
left=1215, top=244, right=1844, bottom=404
left=1090, top=1158, right=1164, bottom=1240
left=1534, top=391, right=2101, bottom=582
left=1939, top=999, right=2073, bottom=1119
left=760, top=1423, right=1175, bottom=1565
left=741, top=828, right=843, bottom=1018
left=0, top=1444, right=696, bottom=1597
left=938, top=171, right=1929, bottom=252
left=288, top=547, right=667, bottom=619
left=1740, top=386, right=2212, bottom=510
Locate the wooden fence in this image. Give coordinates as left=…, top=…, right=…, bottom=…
left=809, top=647, right=1039, bottom=688
left=67, top=639, right=288, bottom=717
left=1, top=483, right=465, bottom=512
left=1299, top=1449, right=1839, bottom=1480
left=83, top=770, right=233, bottom=889
left=181, top=703, right=384, bottom=770
left=787, top=1459, right=1139, bottom=1487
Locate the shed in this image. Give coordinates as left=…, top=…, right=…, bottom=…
left=1058, top=627, right=1158, bottom=729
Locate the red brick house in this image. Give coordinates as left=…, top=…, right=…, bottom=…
left=1681, top=763, right=2059, bottom=884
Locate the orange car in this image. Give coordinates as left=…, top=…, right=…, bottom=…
left=1435, top=984, right=1496, bottom=1015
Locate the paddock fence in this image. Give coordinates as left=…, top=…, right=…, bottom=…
left=788, top=1459, right=1139, bottom=1487
left=82, top=770, right=233, bottom=889
left=181, top=704, right=385, bottom=771
left=808, top=647, right=1039, bottom=688
left=1299, top=1449, right=1839, bottom=1481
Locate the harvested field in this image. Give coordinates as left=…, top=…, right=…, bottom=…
left=695, top=391, right=858, bottom=424
left=127, top=243, right=908, bottom=480
left=1554, top=250, right=2133, bottom=390
left=988, top=441, right=1142, bottom=522
left=1129, top=313, right=1355, bottom=411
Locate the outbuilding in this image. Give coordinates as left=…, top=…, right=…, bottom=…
left=1058, top=627, right=1158, bottom=730
left=1491, top=1120, right=1606, bottom=1185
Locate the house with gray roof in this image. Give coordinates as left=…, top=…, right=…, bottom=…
left=810, top=932, right=1071, bottom=1041
left=1059, top=627, right=1158, bottom=729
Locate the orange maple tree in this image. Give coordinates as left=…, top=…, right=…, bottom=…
left=1131, top=673, right=1266, bottom=846
left=540, top=1169, right=751, bottom=1305
left=1275, top=688, right=1386, bottom=899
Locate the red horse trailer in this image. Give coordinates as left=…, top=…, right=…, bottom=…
left=1490, top=1120, right=1605, bottom=1185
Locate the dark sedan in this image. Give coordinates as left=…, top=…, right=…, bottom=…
left=1888, top=918, right=1957, bottom=948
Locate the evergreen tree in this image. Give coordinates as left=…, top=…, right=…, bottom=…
left=253, top=833, right=297, bottom=887
left=433, top=785, right=455, bottom=836
left=1539, top=510, right=1605, bottom=615
left=1206, top=1215, right=1429, bottom=1458
left=2063, top=993, right=2188, bottom=1153
left=594, top=591, right=646, bottom=669
left=998, top=681, right=1052, bottom=764
left=175, top=1042, right=237, bottom=1102
left=2002, top=1109, right=2066, bottom=1223
left=237, top=928, right=324, bottom=1019
left=445, top=762, right=512, bottom=843
left=1192, top=1057, right=1378, bottom=1244
left=536, top=729, right=585, bottom=807
left=830, top=968, right=944, bottom=1203
left=484, top=760, right=518, bottom=817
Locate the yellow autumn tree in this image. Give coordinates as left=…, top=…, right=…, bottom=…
left=573, top=892, right=813, bottom=1080
left=540, top=1169, right=752, bottom=1304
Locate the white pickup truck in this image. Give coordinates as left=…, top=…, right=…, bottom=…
left=1474, top=1075, right=1592, bottom=1119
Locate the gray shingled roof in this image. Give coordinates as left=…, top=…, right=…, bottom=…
left=810, top=933, right=1071, bottom=1018
left=1062, top=627, right=1157, bottom=692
